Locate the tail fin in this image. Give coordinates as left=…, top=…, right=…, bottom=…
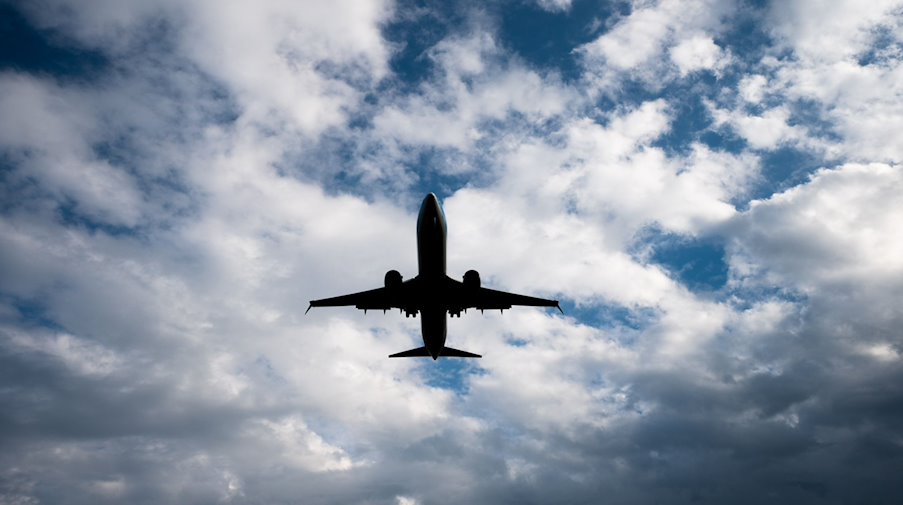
left=388, top=346, right=482, bottom=358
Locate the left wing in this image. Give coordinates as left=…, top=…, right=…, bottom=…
left=307, top=283, right=413, bottom=313
left=445, top=277, right=562, bottom=313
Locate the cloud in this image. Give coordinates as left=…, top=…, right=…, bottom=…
left=670, top=35, right=730, bottom=76
left=768, top=0, right=902, bottom=63
left=482, top=99, right=757, bottom=245
left=727, top=1, right=903, bottom=162
left=729, top=162, right=903, bottom=299
left=178, top=0, right=393, bottom=135
left=775, top=58, right=903, bottom=161
left=535, top=0, right=573, bottom=13
left=0, top=73, right=143, bottom=226
left=2, top=0, right=903, bottom=503
left=738, top=74, right=768, bottom=103
left=19, top=0, right=393, bottom=137
left=372, top=32, right=575, bottom=151
left=710, top=104, right=808, bottom=150
left=578, top=0, right=734, bottom=87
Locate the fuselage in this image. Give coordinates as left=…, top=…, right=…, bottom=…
left=415, top=193, right=448, bottom=359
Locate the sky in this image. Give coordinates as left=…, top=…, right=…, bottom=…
left=1, top=0, right=902, bottom=503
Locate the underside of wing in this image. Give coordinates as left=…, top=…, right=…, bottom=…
left=473, top=286, right=561, bottom=311
left=445, top=277, right=561, bottom=312
left=308, top=284, right=407, bottom=313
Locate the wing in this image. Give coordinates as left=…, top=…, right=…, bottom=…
left=446, top=278, right=562, bottom=313
left=307, top=287, right=387, bottom=313
left=307, top=284, right=412, bottom=313
left=471, top=286, right=562, bottom=311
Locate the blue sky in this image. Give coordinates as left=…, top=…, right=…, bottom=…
left=1, top=0, right=902, bottom=503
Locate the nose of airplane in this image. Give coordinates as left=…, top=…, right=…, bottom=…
left=420, top=193, right=440, bottom=216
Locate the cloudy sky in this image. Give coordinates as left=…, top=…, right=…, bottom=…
left=1, top=0, right=902, bottom=503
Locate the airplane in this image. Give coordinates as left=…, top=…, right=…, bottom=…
left=307, top=193, right=562, bottom=360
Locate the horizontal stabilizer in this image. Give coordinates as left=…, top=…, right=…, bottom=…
left=389, top=346, right=432, bottom=358
left=440, top=347, right=481, bottom=358
left=388, top=346, right=482, bottom=358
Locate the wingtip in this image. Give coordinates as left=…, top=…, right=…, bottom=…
left=305, top=303, right=312, bottom=315
left=557, top=302, right=563, bottom=314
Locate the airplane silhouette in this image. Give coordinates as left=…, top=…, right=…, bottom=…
left=307, top=193, right=562, bottom=359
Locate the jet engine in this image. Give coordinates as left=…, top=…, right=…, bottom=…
left=384, top=269, right=403, bottom=289
left=463, top=269, right=481, bottom=288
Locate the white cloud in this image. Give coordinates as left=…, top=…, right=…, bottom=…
left=525, top=100, right=756, bottom=237
left=768, top=0, right=902, bottom=63
left=857, top=342, right=901, bottom=362
left=428, top=32, right=494, bottom=76
left=19, top=0, right=394, bottom=137
left=581, top=6, right=672, bottom=70
left=578, top=0, right=734, bottom=86
left=373, top=33, right=574, bottom=151
left=0, top=73, right=144, bottom=226
left=670, top=35, right=730, bottom=76
left=2, top=328, right=122, bottom=377
left=249, top=417, right=363, bottom=472
left=738, top=74, right=768, bottom=103
left=179, top=0, right=393, bottom=135
left=752, top=1, right=903, bottom=161
left=710, top=104, right=807, bottom=150
left=730, top=162, right=903, bottom=290
left=535, top=0, right=573, bottom=12
left=776, top=59, right=903, bottom=161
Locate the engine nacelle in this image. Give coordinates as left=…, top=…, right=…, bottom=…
left=384, top=269, right=403, bottom=289
left=463, top=269, right=481, bottom=288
